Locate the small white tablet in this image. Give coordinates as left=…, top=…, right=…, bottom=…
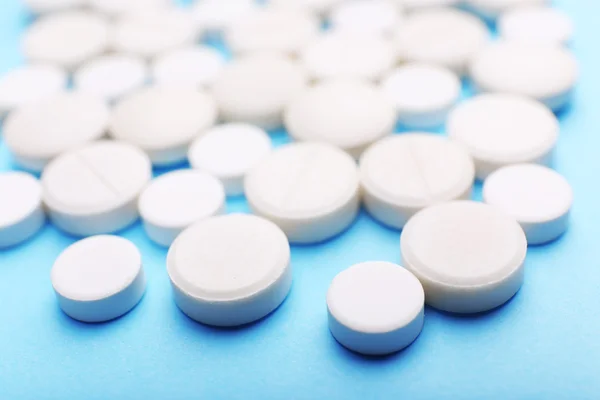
left=470, top=41, right=578, bottom=111
left=188, top=123, right=272, bottom=196
left=89, top=0, right=172, bottom=18
left=327, top=261, right=424, bottom=355
left=139, top=170, right=225, bottom=246
left=464, top=0, right=548, bottom=20
left=401, top=0, right=460, bottom=12
left=109, top=87, right=217, bottom=165
left=3, top=92, right=110, bottom=172
left=23, top=0, right=86, bottom=15
left=447, top=93, right=559, bottom=179
left=284, top=80, right=396, bottom=158
left=152, top=47, right=225, bottom=89
left=167, top=214, right=292, bottom=327
left=193, top=0, right=258, bottom=35
left=396, top=8, right=489, bottom=75
left=51, top=235, right=146, bottom=322
left=381, top=63, right=461, bottom=128
left=212, top=54, right=307, bottom=129
left=74, top=54, right=148, bottom=103
left=483, top=164, right=573, bottom=245
left=360, top=134, right=475, bottom=229
left=330, top=0, right=402, bottom=37
left=22, top=11, right=110, bottom=70
left=0, top=172, right=45, bottom=248
left=245, top=142, right=360, bottom=243
left=401, top=201, right=527, bottom=313
left=499, top=6, right=574, bottom=46
left=42, top=140, right=152, bottom=236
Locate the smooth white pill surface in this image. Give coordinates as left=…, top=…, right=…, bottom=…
left=74, top=54, right=148, bottom=103
left=3, top=92, right=110, bottom=171
left=152, top=47, right=225, bottom=89
left=499, top=6, right=574, bottom=46
left=381, top=63, right=460, bottom=129
left=327, top=261, right=424, bottom=355
left=483, top=164, right=573, bottom=245
left=22, top=11, right=110, bottom=69
left=212, top=54, right=307, bottom=129
left=110, top=87, right=217, bottom=165
left=245, top=142, right=360, bottom=243
left=0, top=172, right=45, bottom=248
left=23, top=0, right=86, bottom=14
left=360, top=134, right=475, bottom=229
left=330, top=0, right=401, bottom=37
left=193, top=0, right=258, bottom=34
left=139, top=170, right=225, bottom=246
left=188, top=124, right=272, bottom=196
left=51, top=235, right=146, bottom=322
left=401, top=201, right=527, bottom=313
left=268, top=0, right=344, bottom=16
left=42, top=140, right=152, bottom=236
left=89, top=0, right=171, bottom=17
left=401, top=0, right=460, bottom=12
left=470, top=41, right=578, bottom=111
left=465, top=0, right=548, bottom=20
left=396, top=8, right=488, bottom=75
left=167, top=214, right=292, bottom=327
left=284, top=80, right=396, bottom=158
left=447, top=93, right=559, bottom=179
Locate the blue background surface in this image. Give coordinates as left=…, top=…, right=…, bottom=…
left=1, top=1, right=599, bottom=398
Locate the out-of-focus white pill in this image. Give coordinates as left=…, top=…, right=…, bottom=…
left=89, top=0, right=172, bottom=18
left=268, top=0, right=344, bottom=17
left=400, top=0, right=460, bottom=12
left=152, top=47, right=225, bottom=89
left=464, top=0, right=548, bottom=20
left=193, top=0, right=258, bottom=35
left=499, top=6, right=573, bottom=46
left=22, top=0, right=86, bottom=15
left=330, top=0, right=402, bottom=37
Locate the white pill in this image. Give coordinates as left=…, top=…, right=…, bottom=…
left=396, top=8, right=489, bottom=75
left=74, top=54, right=148, bottom=103
left=301, top=32, right=396, bottom=82
left=470, top=41, right=578, bottom=111
left=23, top=0, right=86, bottom=15
left=212, top=54, right=307, bottom=129
left=0, top=172, right=45, bottom=248
left=109, top=87, right=217, bottom=165
left=464, top=0, right=548, bottom=20
left=193, top=0, right=258, bottom=35
left=330, top=0, right=402, bottom=37
left=167, top=214, right=292, bottom=327
left=152, top=47, right=225, bottom=89
left=0, top=64, right=67, bottom=118
left=284, top=80, right=396, bottom=158
left=499, top=6, right=574, bottom=46
left=401, top=0, right=460, bottom=12
left=42, top=140, right=152, bottom=236
left=268, top=0, right=344, bottom=16
left=22, top=11, right=110, bottom=70
left=89, top=0, right=172, bottom=18
left=226, top=8, right=319, bottom=57
left=327, top=261, right=424, bottom=355
left=138, top=170, right=225, bottom=246
left=245, top=142, right=360, bottom=243
left=51, top=235, right=146, bottom=322
left=188, top=124, right=272, bottom=196
left=483, top=164, right=573, bottom=245
left=381, top=63, right=461, bottom=129
left=3, top=92, right=110, bottom=172
left=447, top=93, right=559, bottom=179
left=401, top=201, right=527, bottom=313
left=360, top=134, right=475, bottom=229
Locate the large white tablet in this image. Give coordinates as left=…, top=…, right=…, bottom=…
left=330, top=0, right=402, bottom=37
left=499, top=6, right=574, bottom=46
left=152, top=47, right=225, bottom=89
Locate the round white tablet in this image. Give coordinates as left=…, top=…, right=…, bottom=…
left=0, top=64, right=67, bottom=117
left=396, top=8, right=489, bottom=75
left=499, top=6, right=574, bottom=46
left=89, top=0, right=172, bottom=18
left=330, top=0, right=402, bottom=37
left=3, top=92, right=110, bottom=172
left=0, top=172, right=45, bottom=248
left=400, top=0, right=460, bottom=12
left=42, top=140, right=152, bottom=236
left=483, top=164, right=573, bottom=245
left=268, top=0, right=344, bottom=16
left=193, top=0, right=258, bottom=35
left=284, top=80, right=396, bottom=158
left=138, top=170, right=225, bottom=246
left=470, top=41, right=577, bottom=111
left=23, top=0, right=86, bottom=15
left=212, top=54, right=307, bottom=129
left=167, top=214, right=292, bottom=327
left=447, top=93, right=559, bottom=179
left=401, top=201, right=527, bottom=313
left=301, top=32, right=396, bottom=82
left=74, top=54, right=148, bottom=103
left=464, top=0, right=548, bottom=20
left=22, top=11, right=110, bottom=69
left=327, top=261, right=424, bottom=355
left=152, top=47, right=225, bottom=89
left=51, top=235, right=146, bottom=322
left=381, top=63, right=461, bottom=128
left=188, top=124, right=272, bottom=196
left=360, top=134, right=475, bottom=229
left=226, top=8, right=319, bottom=56
left=109, top=87, right=217, bottom=165
left=245, top=142, right=360, bottom=243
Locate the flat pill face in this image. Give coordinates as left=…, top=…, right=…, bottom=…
left=192, top=0, right=258, bottom=32
left=152, top=47, right=225, bottom=89
left=0, top=172, right=42, bottom=229
left=499, top=6, right=573, bottom=45
left=330, top=0, right=401, bottom=37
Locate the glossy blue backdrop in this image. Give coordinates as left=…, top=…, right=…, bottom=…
left=1, top=1, right=599, bottom=398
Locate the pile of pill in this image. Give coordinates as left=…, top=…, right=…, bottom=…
left=0, top=0, right=576, bottom=356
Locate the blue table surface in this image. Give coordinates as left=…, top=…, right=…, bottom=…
left=1, top=1, right=600, bottom=399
